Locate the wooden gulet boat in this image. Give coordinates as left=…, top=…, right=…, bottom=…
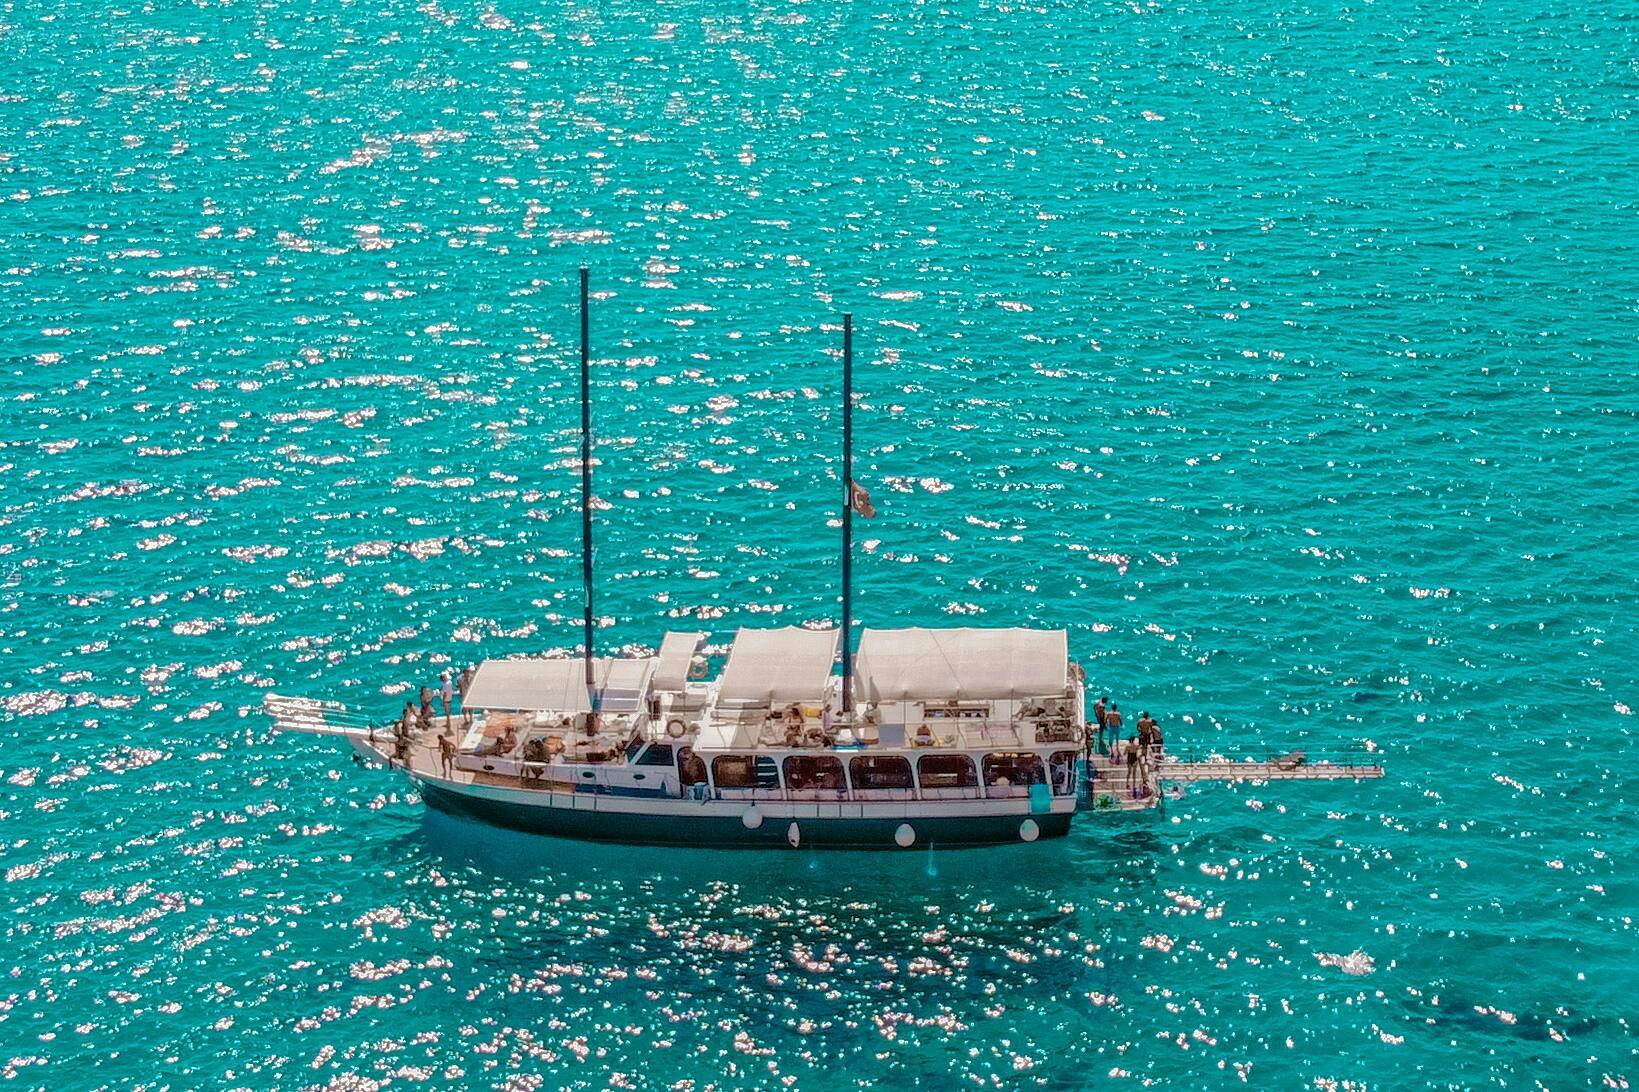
left=266, top=270, right=1382, bottom=848
left=270, top=626, right=1088, bottom=848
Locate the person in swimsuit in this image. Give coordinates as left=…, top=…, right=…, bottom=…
left=1138, top=712, right=1163, bottom=765
left=437, top=732, right=456, bottom=777
left=520, top=737, right=549, bottom=781
left=1105, top=703, right=1124, bottom=756
left=486, top=724, right=517, bottom=757
left=1124, top=735, right=1142, bottom=794
left=392, top=706, right=412, bottom=767
left=1092, top=695, right=1108, bottom=754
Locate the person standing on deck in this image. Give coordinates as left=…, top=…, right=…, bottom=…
left=1123, top=734, right=1141, bottom=794
left=1138, top=712, right=1163, bottom=765
left=439, top=669, right=455, bottom=730
left=1105, top=702, right=1124, bottom=757
left=394, top=702, right=416, bottom=766
left=459, top=663, right=476, bottom=728
left=1092, top=695, right=1109, bottom=754
left=393, top=703, right=413, bottom=768
left=416, top=689, right=434, bottom=737
left=437, top=732, right=455, bottom=778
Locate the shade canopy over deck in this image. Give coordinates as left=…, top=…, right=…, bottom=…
left=853, top=627, right=1069, bottom=702
left=717, top=627, right=840, bottom=705
left=651, top=631, right=706, bottom=692
left=464, top=657, right=657, bottom=713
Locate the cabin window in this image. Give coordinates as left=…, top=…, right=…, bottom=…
left=848, top=755, right=914, bottom=791
left=784, top=755, right=846, bottom=793
left=634, top=743, right=674, bottom=767
left=1049, top=750, right=1078, bottom=796
left=677, top=748, right=707, bottom=785
left=982, top=752, right=1045, bottom=788
left=712, top=755, right=760, bottom=789
left=916, top=753, right=978, bottom=789
left=711, top=754, right=779, bottom=790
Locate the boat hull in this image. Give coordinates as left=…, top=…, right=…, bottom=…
left=417, top=780, right=1072, bottom=848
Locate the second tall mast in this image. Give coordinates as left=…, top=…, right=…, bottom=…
left=579, top=267, right=596, bottom=702
left=840, top=313, right=854, bottom=714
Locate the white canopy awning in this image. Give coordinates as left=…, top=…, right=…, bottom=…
left=852, top=627, right=1069, bottom=702
left=716, top=627, right=839, bottom=706
left=652, top=631, right=706, bottom=692
left=464, top=657, right=657, bottom=713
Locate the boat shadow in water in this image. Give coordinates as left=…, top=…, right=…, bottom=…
left=411, top=805, right=1166, bottom=896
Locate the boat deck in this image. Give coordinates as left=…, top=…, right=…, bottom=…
left=268, top=695, right=1384, bottom=818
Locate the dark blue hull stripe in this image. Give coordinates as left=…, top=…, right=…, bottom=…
left=418, top=783, right=1073, bottom=848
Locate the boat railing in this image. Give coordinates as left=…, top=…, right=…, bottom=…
left=1146, top=740, right=1382, bottom=772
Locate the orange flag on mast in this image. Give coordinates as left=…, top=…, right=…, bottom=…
left=849, top=479, right=877, bottom=519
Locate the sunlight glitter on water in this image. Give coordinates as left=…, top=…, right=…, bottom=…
left=3, top=0, right=1637, bottom=1086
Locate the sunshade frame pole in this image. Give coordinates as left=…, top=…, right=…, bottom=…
left=579, top=267, right=598, bottom=709
left=841, top=313, right=854, bottom=714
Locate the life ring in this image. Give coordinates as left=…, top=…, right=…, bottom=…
left=665, top=718, right=688, bottom=739
left=688, top=660, right=708, bottom=681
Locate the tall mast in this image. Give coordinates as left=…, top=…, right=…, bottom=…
left=840, top=313, right=854, bottom=714
left=579, top=267, right=596, bottom=703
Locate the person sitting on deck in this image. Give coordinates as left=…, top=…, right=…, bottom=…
left=782, top=704, right=805, bottom=745
left=520, top=737, right=550, bottom=780
left=486, top=723, right=518, bottom=757
left=913, top=723, right=935, bottom=747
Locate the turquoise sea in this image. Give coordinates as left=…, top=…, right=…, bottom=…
left=3, top=0, right=1636, bottom=1086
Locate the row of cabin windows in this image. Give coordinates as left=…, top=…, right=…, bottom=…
left=701, top=751, right=1078, bottom=792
